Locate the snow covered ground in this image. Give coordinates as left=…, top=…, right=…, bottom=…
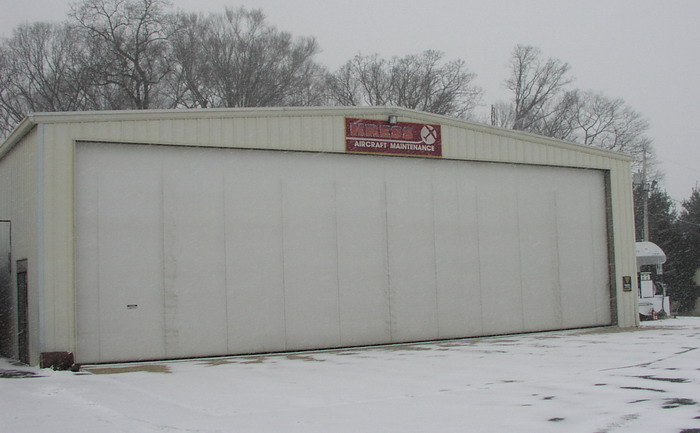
left=2, top=317, right=700, bottom=433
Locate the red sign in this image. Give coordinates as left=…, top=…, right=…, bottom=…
left=345, top=118, right=442, bottom=157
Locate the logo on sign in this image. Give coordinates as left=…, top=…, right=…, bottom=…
left=421, top=125, right=438, bottom=145
left=345, top=118, right=442, bottom=157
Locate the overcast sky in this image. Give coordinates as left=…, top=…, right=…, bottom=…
left=1, top=0, right=698, bottom=202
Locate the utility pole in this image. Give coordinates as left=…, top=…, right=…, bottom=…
left=633, top=142, right=651, bottom=242
left=642, top=144, right=650, bottom=242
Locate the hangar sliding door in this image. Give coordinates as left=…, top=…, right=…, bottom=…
left=75, top=142, right=611, bottom=363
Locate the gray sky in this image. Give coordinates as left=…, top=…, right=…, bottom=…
left=1, top=0, right=698, bottom=203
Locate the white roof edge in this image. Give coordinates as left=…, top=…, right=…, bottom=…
left=0, top=116, right=35, bottom=160
left=1, top=106, right=635, bottom=162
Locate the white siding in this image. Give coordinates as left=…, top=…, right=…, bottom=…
left=0, top=128, right=38, bottom=363
left=0, top=106, right=638, bottom=363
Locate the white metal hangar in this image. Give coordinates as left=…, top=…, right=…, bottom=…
left=0, top=106, right=639, bottom=368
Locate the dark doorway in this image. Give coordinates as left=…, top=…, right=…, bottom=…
left=0, top=221, right=12, bottom=359
left=17, top=259, right=29, bottom=365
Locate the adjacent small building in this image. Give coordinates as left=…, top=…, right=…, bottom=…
left=0, top=106, right=639, bottom=367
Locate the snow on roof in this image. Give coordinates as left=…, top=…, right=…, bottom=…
left=635, top=241, right=667, bottom=266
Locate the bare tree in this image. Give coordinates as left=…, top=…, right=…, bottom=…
left=324, top=60, right=362, bottom=106
left=165, top=11, right=212, bottom=108
left=489, top=101, right=515, bottom=129
left=569, top=91, right=649, bottom=154
left=283, top=61, right=329, bottom=107
left=70, top=0, right=174, bottom=109
left=341, top=54, right=392, bottom=106
left=168, top=7, right=323, bottom=108
left=0, top=22, right=102, bottom=136
left=527, top=90, right=579, bottom=141
left=505, top=45, right=573, bottom=131
left=493, top=45, right=658, bottom=179
left=498, top=46, right=652, bottom=157
left=327, top=50, right=483, bottom=118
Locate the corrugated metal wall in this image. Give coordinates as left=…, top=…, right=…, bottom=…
left=0, top=107, right=638, bottom=364
left=0, top=128, right=38, bottom=363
